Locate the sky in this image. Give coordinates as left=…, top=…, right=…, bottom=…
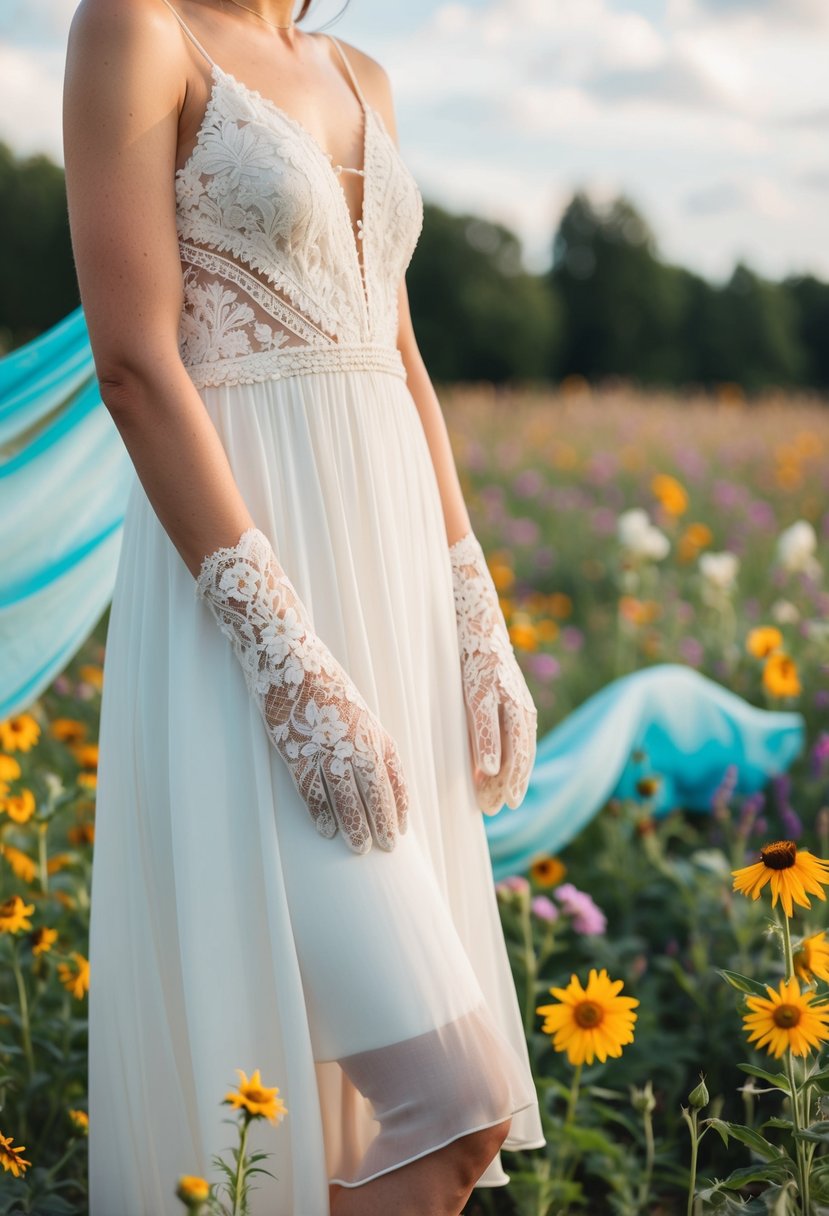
left=1, top=0, right=827, bottom=281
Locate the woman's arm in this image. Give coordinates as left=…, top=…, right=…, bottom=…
left=396, top=280, right=472, bottom=547
left=63, top=0, right=256, bottom=578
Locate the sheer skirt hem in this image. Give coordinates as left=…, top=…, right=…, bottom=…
left=327, top=1098, right=540, bottom=1188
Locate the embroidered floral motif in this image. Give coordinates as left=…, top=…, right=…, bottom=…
left=173, top=68, right=424, bottom=385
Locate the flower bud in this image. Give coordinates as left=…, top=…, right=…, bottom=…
left=688, top=1076, right=709, bottom=1109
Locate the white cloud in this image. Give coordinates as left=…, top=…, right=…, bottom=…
left=0, top=43, right=64, bottom=161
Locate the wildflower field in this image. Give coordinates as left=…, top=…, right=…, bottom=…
left=2, top=382, right=829, bottom=1215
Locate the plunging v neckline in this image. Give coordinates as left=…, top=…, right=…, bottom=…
left=175, top=55, right=372, bottom=323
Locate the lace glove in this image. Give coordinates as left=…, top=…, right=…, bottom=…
left=449, top=530, right=538, bottom=815
left=195, top=526, right=408, bottom=854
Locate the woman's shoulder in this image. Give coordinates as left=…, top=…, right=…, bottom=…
left=67, top=0, right=186, bottom=73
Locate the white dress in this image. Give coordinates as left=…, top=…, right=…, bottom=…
left=87, top=9, right=544, bottom=1214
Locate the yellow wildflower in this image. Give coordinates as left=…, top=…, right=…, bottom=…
left=747, top=626, right=784, bottom=659
left=732, top=840, right=829, bottom=919
left=0, top=715, right=40, bottom=754
left=0, top=1130, right=31, bottom=1177
left=49, top=718, right=87, bottom=745
left=762, top=652, right=801, bottom=698
left=71, top=743, right=99, bottom=770
left=651, top=473, right=688, bottom=516
left=224, top=1068, right=288, bottom=1124
left=743, top=976, right=829, bottom=1058
left=0, top=895, right=35, bottom=934
left=177, top=1175, right=210, bottom=1206
left=0, top=843, right=37, bottom=884
left=509, top=616, right=538, bottom=651
left=32, top=927, right=59, bottom=956
left=529, top=855, right=567, bottom=887
left=1, top=789, right=36, bottom=824
left=0, top=754, right=21, bottom=782
left=794, top=931, right=829, bottom=985
left=77, top=772, right=98, bottom=790
left=57, top=952, right=90, bottom=999
left=537, top=967, right=639, bottom=1066
left=67, top=1109, right=89, bottom=1134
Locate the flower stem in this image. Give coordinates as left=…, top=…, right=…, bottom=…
left=232, top=1115, right=250, bottom=1216
left=779, top=908, right=810, bottom=1215
left=10, top=938, right=35, bottom=1080
left=638, top=1099, right=655, bottom=1212
left=686, top=1109, right=699, bottom=1216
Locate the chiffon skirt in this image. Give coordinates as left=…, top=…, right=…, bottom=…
left=87, top=365, right=544, bottom=1215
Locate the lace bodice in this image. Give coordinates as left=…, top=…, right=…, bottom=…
left=163, top=5, right=424, bottom=388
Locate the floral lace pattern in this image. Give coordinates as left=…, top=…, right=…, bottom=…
left=195, top=527, right=410, bottom=853
left=174, top=65, right=424, bottom=386
left=449, top=531, right=538, bottom=815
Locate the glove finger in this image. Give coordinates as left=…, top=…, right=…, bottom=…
left=511, top=705, right=538, bottom=807
left=320, top=757, right=372, bottom=855
left=469, top=686, right=502, bottom=779
left=355, top=759, right=399, bottom=852
left=383, top=739, right=410, bottom=836
left=502, top=698, right=530, bottom=809
left=295, top=757, right=338, bottom=839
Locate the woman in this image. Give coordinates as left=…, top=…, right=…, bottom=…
left=62, top=0, right=544, bottom=1211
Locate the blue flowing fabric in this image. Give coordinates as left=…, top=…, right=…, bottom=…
left=0, top=311, right=806, bottom=873
left=485, top=663, right=804, bottom=880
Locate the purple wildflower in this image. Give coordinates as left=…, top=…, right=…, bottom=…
left=554, top=882, right=607, bottom=936
left=531, top=895, right=559, bottom=923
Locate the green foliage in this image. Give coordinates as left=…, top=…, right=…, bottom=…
left=0, top=141, right=80, bottom=354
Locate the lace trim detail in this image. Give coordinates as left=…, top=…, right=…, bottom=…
left=180, top=243, right=333, bottom=345
left=184, top=342, right=407, bottom=388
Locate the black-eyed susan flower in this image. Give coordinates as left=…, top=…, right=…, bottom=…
left=530, top=855, right=567, bottom=888
left=0, top=895, right=35, bottom=935
left=77, top=772, right=98, bottom=791
left=67, top=1108, right=89, bottom=1134
left=32, top=927, right=58, bottom=957
left=762, top=652, right=801, bottom=698
left=0, top=1130, right=31, bottom=1176
left=743, top=976, right=829, bottom=1058
left=223, top=1068, right=287, bottom=1124
left=794, top=931, right=829, bottom=984
left=176, top=1175, right=210, bottom=1207
left=57, top=952, right=90, bottom=999
left=536, top=967, right=639, bottom=1065
left=746, top=626, right=783, bottom=659
left=0, top=715, right=40, bottom=754
left=1, top=789, right=36, bottom=825
left=49, top=718, right=87, bottom=745
left=732, top=840, right=829, bottom=919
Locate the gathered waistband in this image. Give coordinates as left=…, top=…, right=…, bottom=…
left=183, top=344, right=407, bottom=389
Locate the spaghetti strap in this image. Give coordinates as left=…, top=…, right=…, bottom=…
left=326, top=35, right=368, bottom=111
left=158, top=0, right=218, bottom=70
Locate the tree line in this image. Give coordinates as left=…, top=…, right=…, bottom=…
left=1, top=138, right=827, bottom=393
